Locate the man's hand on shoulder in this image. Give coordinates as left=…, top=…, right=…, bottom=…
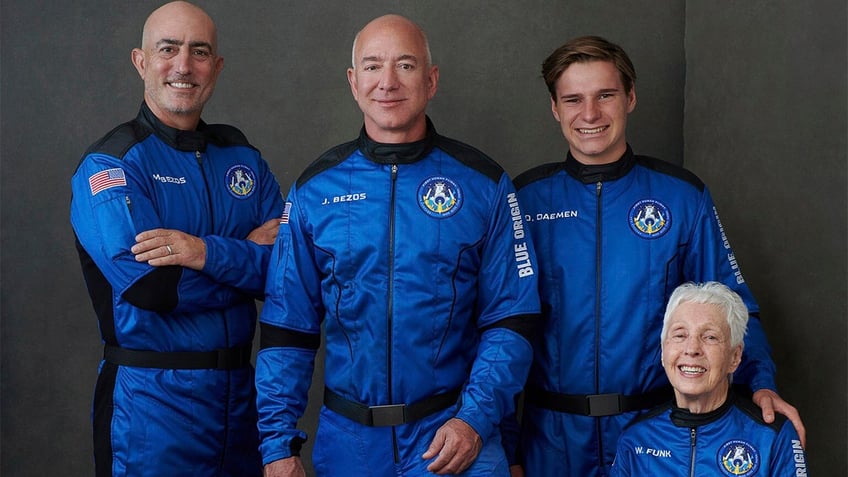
left=753, top=388, right=806, bottom=447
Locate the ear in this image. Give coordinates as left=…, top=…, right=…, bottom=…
left=131, top=48, right=146, bottom=79
left=728, top=344, right=743, bottom=373
left=550, top=96, right=561, bottom=122
left=626, top=86, right=637, bottom=113
left=427, top=65, right=439, bottom=100
left=347, top=67, right=359, bottom=101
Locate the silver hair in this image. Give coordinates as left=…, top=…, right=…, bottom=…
left=661, top=281, right=749, bottom=349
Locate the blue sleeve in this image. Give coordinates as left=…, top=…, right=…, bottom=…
left=608, top=431, right=634, bottom=477
left=255, top=186, right=323, bottom=464
left=499, top=406, right=521, bottom=466
left=454, top=174, right=540, bottom=441
left=71, top=152, right=282, bottom=313
left=202, top=156, right=284, bottom=297
left=685, top=187, right=777, bottom=392
left=768, top=421, right=808, bottom=476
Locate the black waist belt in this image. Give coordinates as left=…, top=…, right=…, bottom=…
left=103, top=344, right=252, bottom=370
left=525, top=385, right=673, bottom=417
left=324, top=387, right=461, bottom=427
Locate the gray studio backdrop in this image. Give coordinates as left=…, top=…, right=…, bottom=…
left=1, top=1, right=845, bottom=475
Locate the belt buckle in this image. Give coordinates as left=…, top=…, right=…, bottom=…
left=370, top=404, right=407, bottom=426
left=587, top=393, right=622, bottom=417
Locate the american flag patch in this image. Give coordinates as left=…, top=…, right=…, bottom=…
left=279, top=201, right=292, bottom=224
left=89, top=168, right=127, bottom=196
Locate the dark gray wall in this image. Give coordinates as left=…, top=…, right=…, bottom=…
left=0, top=1, right=843, bottom=475
left=684, top=1, right=848, bottom=473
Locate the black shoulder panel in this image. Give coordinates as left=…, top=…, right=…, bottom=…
left=435, top=135, right=504, bottom=183
left=513, top=162, right=566, bottom=191
left=635, top=156, right=705, bottom=193
left=623, top=401, right=674, bottom=431
left=83, top=120, right=151, bottom=161
left=297, top=140, right=359, bottom=188
left=204, top=123, right=257, bottom=151
left=735, top=394, right=787, bottom=432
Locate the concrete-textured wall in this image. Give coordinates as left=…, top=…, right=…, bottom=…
left=684, top=2, right=847, bottom=474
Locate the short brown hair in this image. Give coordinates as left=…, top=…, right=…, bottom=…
left=542, top=36, right=636, bottom=99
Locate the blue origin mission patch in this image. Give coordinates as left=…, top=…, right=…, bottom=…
left=717, top=439, right=760, bottom=476
left=418, top=176, right=463, bottom=218
left=629, top=199, right=671, bottom=239
left=226, top=164, right=256, bottom=199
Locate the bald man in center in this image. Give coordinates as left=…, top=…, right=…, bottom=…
left=255, top=14, right=541, bottom=477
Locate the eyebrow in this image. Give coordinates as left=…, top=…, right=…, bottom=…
left=360, top=54, right=418, bottom=63
left=155, top=39, right=214, bottom=51
left=563, top=87, right=620, bottom=97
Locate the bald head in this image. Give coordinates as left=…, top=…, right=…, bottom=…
left=351, top=14, right=431, bottom=69
left=132, top=1, right=223, bottom=130
left=346, top=14, right=438, bottom=143
left=142, top=1, right=218, bottom=54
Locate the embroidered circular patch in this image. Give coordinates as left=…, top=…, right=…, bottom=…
left=418, top=176, right=462, bottom=218
left=226, top=165, right=256, bottom=199
left=628, top=199, right=671, bottom=239
left=718, top=439, right=760, bottom=476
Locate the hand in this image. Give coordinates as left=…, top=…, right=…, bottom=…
left=422, top=418, right=482, bottom=475
left=247, top=218, right=282, bottom=245
left=509, top=464, right=525, bottom=477
left=263, top=457, right=306, bottom=477
left=132, top=228, right=206, bottom=271
left=753, top=388, right=806, bottom=447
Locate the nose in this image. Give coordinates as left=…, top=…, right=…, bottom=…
left=581, top=99, right=601, bottom=122
left=174, top=49, right=192, bottom=75
left=684, top=335, right=703, bottom=355
left=378, top=66, right=399, bottom=91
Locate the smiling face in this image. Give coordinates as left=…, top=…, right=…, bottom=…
left=662, top=301, right=743, bottom=413
left=550, top=60, right=636, bottom=165
left=347, top=15, right=438, bottom=144
left=131, top=1, right=223, bottom=130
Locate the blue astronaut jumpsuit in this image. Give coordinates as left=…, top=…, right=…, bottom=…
left=71, top=103, right=284, bottom=477
left=513, top=147, right=778, bottom=476
left=610, top=392, right=808, bottom=476
left=256, top=120, right=541, bottom=476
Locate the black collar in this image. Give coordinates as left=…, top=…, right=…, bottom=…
left=669, top=390, right=735, bottom=428
left=358, top=117, right=437, bottom=165
left=137, top=102, right=208, bottom=152
left=564, top=145, right=636, bottom=184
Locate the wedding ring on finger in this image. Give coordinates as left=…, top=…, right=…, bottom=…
left=166, top=244, right=173, bottom=255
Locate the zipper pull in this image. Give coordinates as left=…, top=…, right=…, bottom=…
left=125, top=195, right=133, bottom=213
left=195, top=150, right=202, bottom=165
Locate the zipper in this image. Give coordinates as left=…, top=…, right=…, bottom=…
left=196, top=150, right=216, bottom=230
left=388, top=163, right=400, bottom=463
left=196, top=149, right=230, bottom=473
left=594, top=180, right=605, bottom=467
left=689, top=427, right=697, bottom=477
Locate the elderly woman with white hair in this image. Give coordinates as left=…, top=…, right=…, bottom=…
left=610, top=282, right=808, bottom=476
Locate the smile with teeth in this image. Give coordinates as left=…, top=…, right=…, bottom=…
left=576, top=126, right=608, bottom=134
left=169, top=82, right=195, bottom=89
left=679, top=365, right=707, bottom=374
